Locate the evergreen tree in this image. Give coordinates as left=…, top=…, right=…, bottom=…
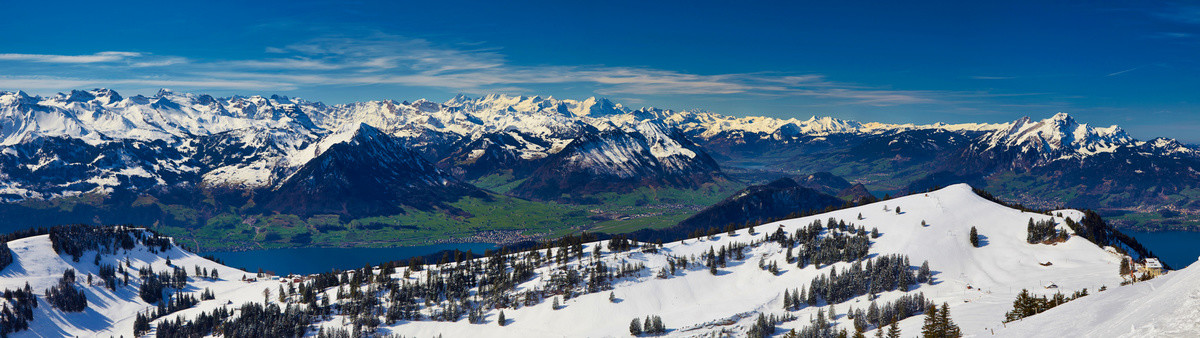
left=939, top=303, right=961, bottom=337
left=133, top=312, right=151, bottom=336
left=498, top=311, right=506, bottom=326
left=46, top=269, right=87, bottom=312
left=885, top=317, right=901, bottom=338
left=969, top=227, right=980, bottom=247
left=630, top=317, right=642, bottom=335
left=918, top=261, right=932, bottom=284
left=921, top=304, right=940, bottom=338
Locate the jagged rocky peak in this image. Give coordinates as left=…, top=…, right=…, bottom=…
left=983, top=112, right=1135, bottom=156
left=154, top=88, right=174, bottom=98
left=1139, top=137, right=1198, bottom=156
left=62, top=89, right=96, bottom=103
left=269, top=94, right=293, bottom=104
left=577, top=96, right=625, bottom=116
left=0, top=90, right=38, bottom=105
left=266, top=121, right=479, bottom=217
left=800, top=115, right=864, bottom=134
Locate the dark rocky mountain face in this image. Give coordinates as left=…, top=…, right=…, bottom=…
left=836, top=183, right=876, bottom=203
left=672, top=178, right=847, bottom=233
left=688, top=119, right=1200, bottom=221
left=265, top=124, right=485, bottom=217
left=437, top=131, right=553, bottom=181
left=0, top=136, right=198, bottom=201
left=798, top=172, right=852, bottom=193
left=511, top=125, right=724, bottom=201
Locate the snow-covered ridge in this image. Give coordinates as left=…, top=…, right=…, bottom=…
left=0, top=89, right=1010, bottom=148
left=0, top=89, right=1166, bottom=154
left=0, top=89, right=1191, bottom=198
left=0, top=184, right=1170, bottom=337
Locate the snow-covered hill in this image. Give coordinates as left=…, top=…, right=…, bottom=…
left=0, top=231, right=261, bottom=337
left=1, top=184, right=1171, bottom=337
left=998, top=256, right=1200, bottom=337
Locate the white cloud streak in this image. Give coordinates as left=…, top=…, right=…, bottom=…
left=0, top=51, right=142, bottom=63
left=0, top=35, right=945, bottom=106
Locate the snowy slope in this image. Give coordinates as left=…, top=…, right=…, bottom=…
left=0, top=184, right=1158, bottom=337
left=997, top=260, right=1200, bottom=337
left=0, top=233, right=268, bottom=337
left=373, top=184, right=1128, bottom=337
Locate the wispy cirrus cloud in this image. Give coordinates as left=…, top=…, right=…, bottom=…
left=1151, top=32, right=1194, bottom=39
left=1154, top=4, right=1200, bottom=25
left=0, top=34, right=959, bottom=106
left=1106, top=67, right=1142, bottom=77
left=0, top=51, right=142, bottom=63
left=0, top=76, right=292, bottom=91
left=204, top=34, right=938, bottom=104
left=970, top=76, right=1017, bottom=80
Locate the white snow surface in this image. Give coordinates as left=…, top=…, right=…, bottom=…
left=0, top=184, right=1169, bottom=337
left=997, top=259, right=1200, bottom=337
left=370, top=184, right=1128, bottom=337
left=0, top=232, right=265, bottom=337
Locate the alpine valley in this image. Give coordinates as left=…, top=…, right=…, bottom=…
left=0, top=89, right=1197, bottom=251
left=0, top=89, right=1197, bottom=252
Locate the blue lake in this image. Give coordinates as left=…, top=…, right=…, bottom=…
left=1129, top=231, right=1200, bottom=269
left=202, top=243, right=498, bottom=275
left=199, top=232, right=1200, bottom=275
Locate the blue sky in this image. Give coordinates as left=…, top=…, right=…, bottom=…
left=2, top=0, right=1198, bottom=141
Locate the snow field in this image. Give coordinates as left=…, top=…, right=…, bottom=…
left=0, top=184, right=1138, bottom=337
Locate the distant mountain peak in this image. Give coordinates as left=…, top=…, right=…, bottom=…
left=982, top=113, right=1134, bottom=158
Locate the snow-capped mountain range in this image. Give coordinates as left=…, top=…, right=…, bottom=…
left=0, top=88, right=1196, bottom=214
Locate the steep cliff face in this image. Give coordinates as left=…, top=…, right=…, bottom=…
left=266, top=124, right=483, bottom=217
left=511, top=121, right=723, bottom=201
